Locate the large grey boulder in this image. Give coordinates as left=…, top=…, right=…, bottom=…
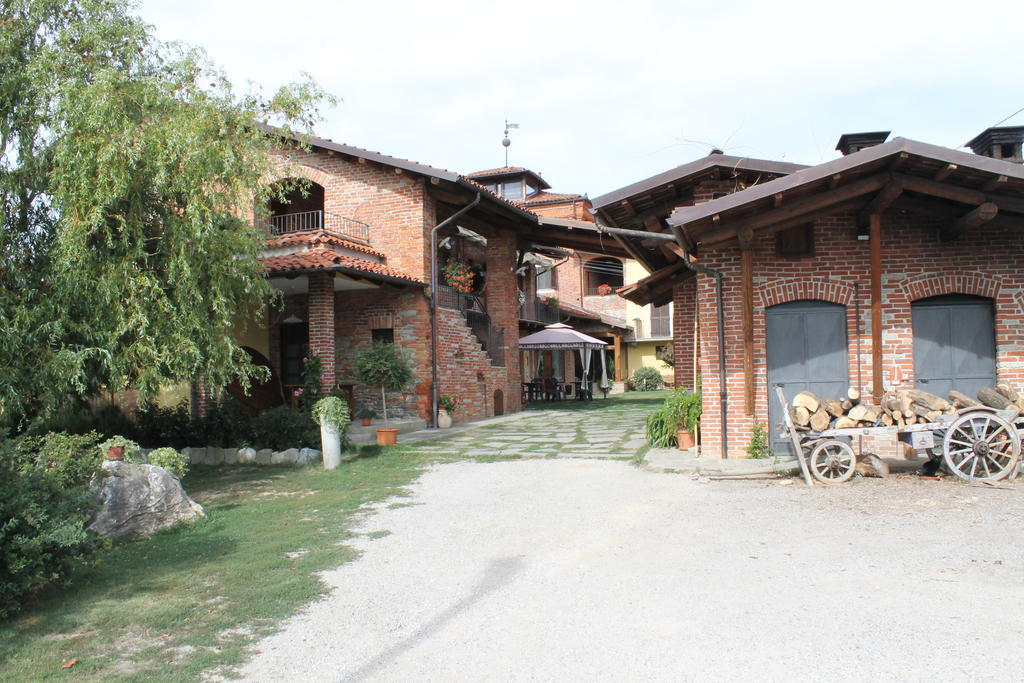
left=271, top=448, right=299, bottom=465
left=297, top=448, right=322, bottom=466
left=237, top=447, right=257, bottom=464
left=89, top=461, right=205, bottom=540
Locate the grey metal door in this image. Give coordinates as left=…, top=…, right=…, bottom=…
left=766, top=300, right=849, bottom=456
left=912, top=294, right=995, bottom=400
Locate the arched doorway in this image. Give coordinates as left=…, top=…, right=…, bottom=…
left=912, top=294, right=995, bottom=398
left=766, top=300, right=849, bottom=456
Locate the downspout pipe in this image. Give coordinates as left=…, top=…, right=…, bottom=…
left=669, top=226, right=729, bottom=459
left=430, top=193, right=481, bottom=428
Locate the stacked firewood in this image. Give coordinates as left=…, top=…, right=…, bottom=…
left=789, top=383, right=1024, bottom=432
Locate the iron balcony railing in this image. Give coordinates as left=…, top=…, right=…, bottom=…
left=520, top=297, right=560, bottom=324
left=264, top=210, right=372, bottom=243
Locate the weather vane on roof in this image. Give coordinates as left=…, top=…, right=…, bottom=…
left=502, top=120, right=519, bottom=166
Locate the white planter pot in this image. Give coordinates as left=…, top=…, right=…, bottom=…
left=437, top=409, right=452, bottom=429
left=321, top=421, right=342, bottom=470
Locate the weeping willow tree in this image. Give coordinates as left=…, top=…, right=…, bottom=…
left=0, top=0, right=333, bottom=422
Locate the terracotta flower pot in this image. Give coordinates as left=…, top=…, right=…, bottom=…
left=360, top=417, right=372, bottom=426
left=676, top=429, right=695, bottom=451
left=376, top=428, right=398, bottom=446
left=106, top=445, right=125, bottom=461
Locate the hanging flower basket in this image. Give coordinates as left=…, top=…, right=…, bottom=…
left=442, top=261, right=474, bottom=294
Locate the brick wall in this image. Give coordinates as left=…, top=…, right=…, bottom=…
left=255, top=146, right=524, bottom=424
left=695, top=208, right=1024, bottom=458
left=673, top=278, right=697, bottom=390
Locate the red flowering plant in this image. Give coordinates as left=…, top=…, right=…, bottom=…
left=597, top=283, right=613, bottom=296
left=439, top=393, right=461, bottom=414
left=442, top=261, right=474, bottom=294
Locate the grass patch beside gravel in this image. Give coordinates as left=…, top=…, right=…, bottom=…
left=1, top=392, right=664, bottom=680
left=0, top=444, right=447, bottom=681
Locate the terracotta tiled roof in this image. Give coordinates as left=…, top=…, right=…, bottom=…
left=263, top=230, right=384, bottom=258
left=523, top=191, right=585, bottom=205
left=467, top=166, right=528, bottom=177
left=558, top=301, right=600, bottom=320
left=261, top=248, right=422, bottom=284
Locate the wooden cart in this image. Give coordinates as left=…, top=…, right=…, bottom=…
left=774, top=387, right=1022, bottom=485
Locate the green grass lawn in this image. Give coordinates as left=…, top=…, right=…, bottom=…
left=0, top=391, right=666, bottom=680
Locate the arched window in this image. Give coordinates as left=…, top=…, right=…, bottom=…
left=265, top=179, right=325, bottom=234
left=584, top=257, right=623, bottom=294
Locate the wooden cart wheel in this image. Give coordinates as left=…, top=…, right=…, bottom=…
left=942, top=411, right=1020, bottom=482
left=809, top=440, right=857, bottom=484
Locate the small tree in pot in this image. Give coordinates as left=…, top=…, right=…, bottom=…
left=355, top=342, right=413, bottom=446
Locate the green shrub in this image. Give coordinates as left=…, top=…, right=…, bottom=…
left=630, top=367, right=663, bottom=392
left=0, top=460, right=101, bottom=620
left=146, top=447, right=190, bottom=478
left=197, top=398, right=253, bottom=447
left=250, top=406, right=317, bottom=451
left=746, top=421, right=772, bottom=459
left=135, top=401, right=192, bottom=449
left=14, top=431, right=106, bottom=489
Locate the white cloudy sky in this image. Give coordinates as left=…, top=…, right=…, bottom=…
left=137, top=0, right=1024, bottom=198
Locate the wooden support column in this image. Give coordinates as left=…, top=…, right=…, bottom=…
left=738, top=228, right=755, bottom=414
left=613, top=334, right=623, bottom=383
left=870, top=214, right=883, bottom=399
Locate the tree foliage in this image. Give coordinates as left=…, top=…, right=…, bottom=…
left=0, top=0, right=333, bottom=422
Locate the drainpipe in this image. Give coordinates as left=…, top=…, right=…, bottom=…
left=430, top=193, right=482, bottom=428
left=668, top=228, right=729, bottom=460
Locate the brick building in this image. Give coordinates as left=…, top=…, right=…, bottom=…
left=221, top=131, right=543, bottom=425
left=593, top=128, right=1024, bottom=458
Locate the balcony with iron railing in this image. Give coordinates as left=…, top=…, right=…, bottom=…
left=519, top=297, right=560, bottom=324
left=262, top=210, right=372, bottom=244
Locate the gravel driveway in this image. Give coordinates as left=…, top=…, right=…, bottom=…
left=238, top=456, right=1024, bottom=681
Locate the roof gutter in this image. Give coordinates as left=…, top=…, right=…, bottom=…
left=430, top=193, right=482, bottom=428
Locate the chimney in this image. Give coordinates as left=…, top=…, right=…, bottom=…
left=835, top=131, right=891, bottom=156
left=966, top=126, right=1024, bottom=164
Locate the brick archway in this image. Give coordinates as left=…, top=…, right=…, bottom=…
left=758, top=278, right=856, bottom=309
left=266, top=160, right=334, bottom=190
left=898, top=272, right=1001, bottom=303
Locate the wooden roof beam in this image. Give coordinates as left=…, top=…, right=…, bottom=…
left=934, top=163, right=957, bottom=182
left=940, top=202, right=999, bottom=242
left=690, top=173, right=888, bottom=246
left=982, top=175, right=1008, bottom=192
left=858, top=178, right=904, bottom=228
left=894, top=172, right=1024, bottom=214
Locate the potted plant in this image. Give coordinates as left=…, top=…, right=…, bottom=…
left=98, top=435, right=141, bottom=462
left=597, top=283, right=613, bottom=296
left=355, top=342, right=413, bottom=446
left=438, top=394, right=460, bottom=429
left=355, top=407, right=376, bottom=427
left=312, top=396, right=350, bottom=469
left=670, top=390, right=702, bottom=451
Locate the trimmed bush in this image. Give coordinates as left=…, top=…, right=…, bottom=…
left=146, top=447, right=190, bottom=478
left=0, top=460, right=101, bottom=619
left=250, top=406, right=318, bottom=451
left=135, top=401, right=192, bottom=449
left=630, top=367, right=663, bottom=392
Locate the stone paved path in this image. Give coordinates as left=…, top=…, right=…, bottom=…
left=399, top=395, right=659, bottom=461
